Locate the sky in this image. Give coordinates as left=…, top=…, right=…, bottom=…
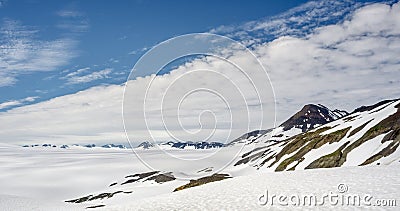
left=0, top=0, right=399, bottom=145
left=0, top=0, right=313, bottom=107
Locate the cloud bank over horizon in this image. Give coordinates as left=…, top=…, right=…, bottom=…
left=0, top=1, right=399, bottom=145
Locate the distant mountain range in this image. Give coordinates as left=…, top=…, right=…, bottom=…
left=22, top=143, right=129, bottom=149
left=21, top=141, right=225, bottom=150
left=136, top=141, right=224, bottom=150
left=136, top=103, right=349, bottom=149
left=20, top=103, right=349, bottom=150
left=21, top=98, right=400, bottom=171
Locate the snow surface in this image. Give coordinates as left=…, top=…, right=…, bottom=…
left=2, top=142, right=398, bottom=211
left=107, top=163, right=400, bottom=210
left=344, top=133, right=391, bottom=166
left=0, top=194, right=84, bottom=211
left=0, top=144, right=255, bottom=209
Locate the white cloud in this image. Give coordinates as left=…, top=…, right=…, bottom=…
left=0, top=76, right=15, bottom=87
left=119, top=35, right=128, bottom=40
left=128, top=47, right=149, bottom=55
left=0, top=96, right=39, bottom=110
left=109, top=58, right=119, bottom=63
left=0, top=19, right=78, bottom=87
left=64, top=67, right=90, bottom=77
left=56, top=9, right=89, bottom=32
left=0, top=1, right=399, bottom=145
left=56, top=20, right=89, bottom=32
left=57, top=10, right=84, bottom=18
left=255, top=1, right=400, bottom=117
left=210, top=0, right=367, bottom=45
left=0, top=85, right=124, bottom=144
left=64, top=68, right=112, bottom=84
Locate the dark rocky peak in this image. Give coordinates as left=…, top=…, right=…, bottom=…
left=352, top=98, right=400, bottom=114
left=280, top=104, right=347, bottom=132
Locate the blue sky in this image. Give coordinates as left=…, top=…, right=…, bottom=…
left=0, top=0, right=319, bottom=109
left=1, top=0, right=390, bottom=111
left=0, top=0, right=399, bottom=145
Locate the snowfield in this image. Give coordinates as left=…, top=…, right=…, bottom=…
left=0, top=144, right=398, bottom=210
left=0, top=144, right=253, bottom=210
left=107, top=163, right=400, bottom=210
left=0, top=194, right=84, bottom=211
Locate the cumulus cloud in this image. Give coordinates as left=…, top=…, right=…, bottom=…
left=0, top=19, right=78, bottom=87
left=256, top=1, right=400, bottom=117
left=0, top=1, right=399, bottom=145
left=123, top=51, right=274, bottom=144
left=0, top=86, right=124, bottom=144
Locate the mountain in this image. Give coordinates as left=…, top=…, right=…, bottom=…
left=138, top=141, right=225, bottom=150
left=351, top=99, right=397, bottom=113
left=22, top=143, right=129, bottom=149
left=280, top=104, right=348, bottom=132
left=234, top=98, right=400, bottom=171
left=227, top=129, right=271, bottom=146
left=227, top=104, right=347, bottom=147
left=101, top=144, right=128, bottom=149
left=22, top=141, right=225, bottom=150
left=136, top=141, right=154, bottom=149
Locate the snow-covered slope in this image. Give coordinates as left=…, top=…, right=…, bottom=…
left=235, top=99, right=400, bottom=171
left=0, top=194, right=84, bottom=211
left=226, top=129, right=272, bottom=145
left=107, top=163, right=400, bottom=210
